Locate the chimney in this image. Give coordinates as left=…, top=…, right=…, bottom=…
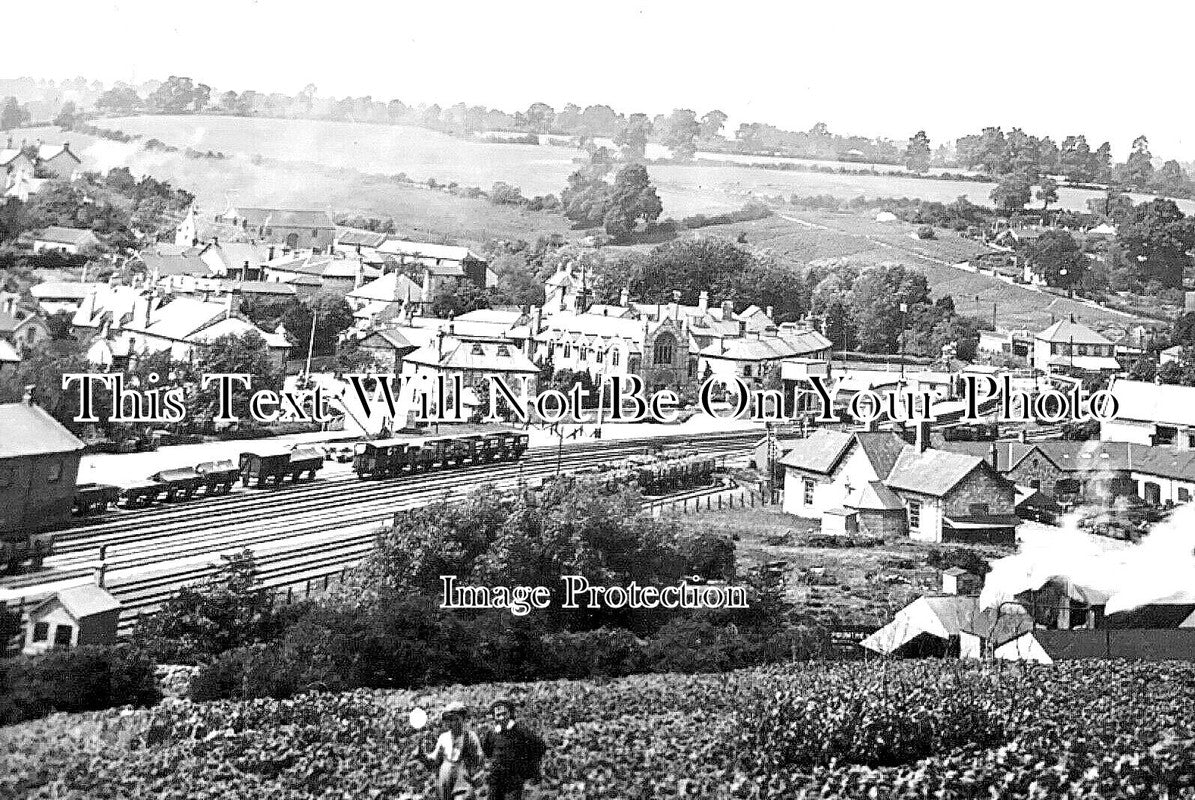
left=668, top=290, right=680, bottom=320
left=698, top=290, right=709, bottom=314
left=22, top=384, right=35, bottom=404
left=1017, top=429, right=1027, bottom=443
left=94, top=545, right=108, bottom=589
left=436, top=329, right=445, bottom=358
left=225, top=292, right=234, bottom=318
left=990, top=440, right=998, bottom=469
left=213, top=236, right=219, bottom=247
left=766, top=305, right=774, bottom=320
left=268, top=246, right=275, bottom=260
left=916, top=419, right=932, bottom=453
left=738, top=319, right=747, bottom=338
left=531, top=305, right=542, bottom=334
left=721, top=300, right=734, bottom=319
left=619, top=286, right=629, bottom=307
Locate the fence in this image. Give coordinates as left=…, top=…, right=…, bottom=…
left=644, top=483, right=764, bottom=517
left=274, top=565, right=353, bottom=606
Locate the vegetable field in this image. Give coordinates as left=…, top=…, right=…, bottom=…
left=3, top=659, right=1193, bottom=799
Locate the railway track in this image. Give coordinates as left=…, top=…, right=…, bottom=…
left=3, top=432, right=760, bottom=626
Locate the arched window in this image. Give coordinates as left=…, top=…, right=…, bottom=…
left=653, top=333, right=676, bottom=366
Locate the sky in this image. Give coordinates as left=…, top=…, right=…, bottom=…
left=2, top=0, right=1193, bottom=160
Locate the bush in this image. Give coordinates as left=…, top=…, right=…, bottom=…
left=0, top=645, right=160, bottom=725
left=540, top=628, right=645, bottom=679
left=917, top=225, right=936, bottom=239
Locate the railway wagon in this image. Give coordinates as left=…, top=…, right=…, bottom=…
left=195, top=460, right=240, bottom=494
left=117, top=480, right=162, bottom=508
left=150, top=467, right=205, bottom=501
left=353, top=438, right=412, bottom=479
left=239, top=448, right=325, bottom=488
left=73, top=483, right=121, bottom=515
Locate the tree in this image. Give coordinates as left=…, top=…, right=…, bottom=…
left=615, top=113, right=651, bottom=162
left=147, top=76, right=201, bottom=114
left=0, top=97, right=28, bottom=131
left=990, top=171, right=1033, bottom=214
left=280, top=292, right=354, bottom=358
left=430, top=278, right=492, bottom=318
left=1117, top=199, right=1195, bottom=289
left=699, top=110, right=728, bottom=141
left=1121, top=135, right=1154, bottom=190
left=1036, top=176, right=1059, bottom=213
left=1026, top=230, right=1085, bottom=289
left=96, top=86, right=143, bottom=115
left=603, top=164, right=663, bottom=240
left=190, top=330, right=282, bottom=420
left=1153, top=160, right=1190, bottom=197
left=53, top=101, right=78, bottom=129
left=904, top=131, right=931, bottom=174
left=848, top=263, right=932, bottom=354
left=662, top=109, right=700, bottom=161
left=523, top=102, right=555, bottom=134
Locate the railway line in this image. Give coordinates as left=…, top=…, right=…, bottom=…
left=2, top=431, right=761, bottom=628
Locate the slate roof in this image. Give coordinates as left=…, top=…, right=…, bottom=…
left=229, top=207, right=335, bottom=229
left=377, top=240, right=484, bottom=263
left=1109, top=378, right=1195, bottom=427
left=701, top=331, right=831, bottom=360
left=232, top=281, right=297, bottom=296
left=861, top=595, right=980, bottom=655
left=142, top=254, right=214, bottom=278
left=854, top=432, right=908, bottom=477
left=0, top=338, right=20, bottom=362
left=362, top=329, right=418, bottom=350
left=35, top=583, right=122, bottom=619
left=349, top=272, right=424, bottom=303
left=1036, top=319, right=1112, bottom=345
left=844, top=480, right=903, bottom=511
left=404, top=337, right=538, bottom=374
left=778, top=430, right=854, bottom=474
left=37, top=143, right=80, bottom=163
left=0, top=401, right=86, bottom=457
left=886, top=447, right=987, bottom=497
left=33, top=226, right=99, bottom=247
left=336, top=228, right=389, bottom=248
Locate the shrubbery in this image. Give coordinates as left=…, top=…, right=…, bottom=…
left=0, top=644, right=160, bottom=725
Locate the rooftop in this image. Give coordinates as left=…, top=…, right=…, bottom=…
left=0, top=401, right=85, bottom=458
left=1036, top=319, right=1112, bottom=345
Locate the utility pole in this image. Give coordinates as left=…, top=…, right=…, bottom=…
left=304, top=306, right=318, bottom=377
left=899, top=302, right=908, bottom=382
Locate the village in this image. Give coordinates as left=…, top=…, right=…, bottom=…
left=3, top=21, right=1195, bottom=794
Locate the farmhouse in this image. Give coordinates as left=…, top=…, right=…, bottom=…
left=23, top=583, right=122, bottom=655
left=30, top=226, right=101, bottom=255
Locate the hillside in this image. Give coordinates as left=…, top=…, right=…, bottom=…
left=3, top=659, right=1192, bottom=798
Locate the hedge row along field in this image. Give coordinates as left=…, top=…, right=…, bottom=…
left=3, top=660, right=1193, bottom=799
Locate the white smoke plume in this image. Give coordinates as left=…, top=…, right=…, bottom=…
left=980, top=502, right=1195, bottom=615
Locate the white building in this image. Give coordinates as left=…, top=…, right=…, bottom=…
left=1101, top=378, right=1195, bottom=448
left=1033, top=318, right=1119, bottom=375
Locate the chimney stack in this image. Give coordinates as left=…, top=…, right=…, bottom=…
left=22, top=384, right=35, bottom=404
left=698, top=290, right=709, bottom=314
left=916, top=419, right=932, bottom=453
left=766, top=305, right=774, bottom=320
left=738, top=319, right=747, bottom=338
left=619, top=286, right=629, bottom=307
left=721, top=300, right=734, bottom=319
left=668, top=290, right=681, bottom=320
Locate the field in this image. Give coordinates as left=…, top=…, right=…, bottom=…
left=680, top=211, right=1148, bottom=331
left=93, top=115, right=1195, bottom=217
left=3, top=660, right=1192, bottom=799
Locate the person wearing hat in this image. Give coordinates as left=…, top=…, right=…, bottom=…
left=416, top=700, right=484, bottom=800
left=480, top=699, right=547, bottom=800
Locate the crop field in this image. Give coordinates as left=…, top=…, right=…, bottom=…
left=96, top=116, right=1195, bottom=217
left=3, top=660, right=1193, bottom=799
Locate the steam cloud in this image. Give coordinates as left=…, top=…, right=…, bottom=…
left=980, top=502, right=1195, bottom=615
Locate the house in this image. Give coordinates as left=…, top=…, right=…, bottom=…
left=1033, top=317, right=1119, bottom=375
left=30, top=226, right=101, bottom=255
left=140, top=252, right=219, bottom=294
left=174, top=205, right=250, bottom=248
left=0, top=308, right=51, bottom=353
left=377, top=239, right=490, bottom=295
left=264, top=252, right=378, bottom=294
left=36, top=142, right=82, bottom=179
left=0, top=394, right=86, bottom=537
left=842, top=480, right=906, bottom=537
left=70, top=283, right=143, bottom=335
left=1000, top=440, right=1135, bottom=501
left=215, top=205, right=337, bottom=252
left=198, top=240, right=272, bottom=280
left=698, top=327, right=832, bottom=388
left=779, top=429, right=907, bottom=518
left=0, top=338, right=20, bottom=376
left=23, top=583, right=122, bottom=655
left=358, top=328, right=421, bottom=371
left=400, top=332, right=540, bottom=419
left=860, top=595, right=983, bottom=657
left=1102, top=378, right=1195, bottom=447
left=91, top=297, right=291, bottom=372
left=347, top=271, right=426, bottom=320
left=29, top=281, right=104, bottom=315
left=0, top=144, right=36, bottom=185
left=885, top=443, right=1018, bottom=544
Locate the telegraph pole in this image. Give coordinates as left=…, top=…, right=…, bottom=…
left=304, top=307, right=318, bottom=377
left=899, top=302, right=908, bottom=382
